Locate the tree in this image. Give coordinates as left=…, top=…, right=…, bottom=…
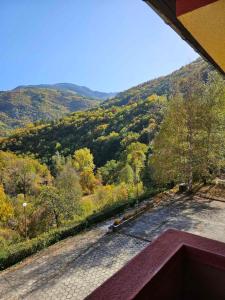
left=73, top=148, right=95, bottom=172
left=51, top=152, right=67, bottom=175
left=79, top=168, right=98, bottom=194
left=0, top=185, right=13, bottom=224
left=199, top=73, right=225, bottom=179
left=0, top=152, right=51, bottom=198
left=29, top=161, right=83, bottom=234
left=94, top=185, right=114, bottom=209
left=150, top=94, right=190, bottom=188
left=151, top=73, right=225, bottom=190
left=121, top=132, right=140, bottom=148
left=97, top=160, right=120, bottom=185
left=119, top=164, right=134, bottom=184
left=55, top=161, right=82, bottom=216
left=73, top=148, right=97, bottom=194
left=37, top=186, right=62, bottom=228
left=126, top=142, right=148, bottom=197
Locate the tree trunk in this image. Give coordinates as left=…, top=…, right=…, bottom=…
left=54, top=210, right=60, bottom=228
left=187, top=115, right=194, bottom=192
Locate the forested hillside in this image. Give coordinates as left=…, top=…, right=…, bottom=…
left=104, top=58, right=212, bottom=107
left=15, top=83, right=116, bottom=100
left=0, top=95, right=166, bottom=167
left=0, top=88, right=101, bottom=135
left=0, top=58, right=214, bottom=166
left=0, top=83, right=115, bottom=135
left=0, top=58, right=224, bottom=262
left=0, top=58, right=212, bottom=138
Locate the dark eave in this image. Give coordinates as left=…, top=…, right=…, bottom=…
left=144, top=0, right=225, bottom=76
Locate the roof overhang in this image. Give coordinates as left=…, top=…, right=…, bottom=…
left=144, top=0, right=225, bottom=76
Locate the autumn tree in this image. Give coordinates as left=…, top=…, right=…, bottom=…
left=37, top=186, right=63, bottom=228
left=34, top=162, right=82, bottom=231
left=51, top=151, right=67, bottom=175
left=55, top=161, right=82, bottom=216
left=73, top=148, right=95, bottom=172
left=126, top=142, right=148, bottom=197
left=0, top=151, right=51, bottom=198
left=97, top=160, right=120, bottom=185
left=119, top=164, right=134, bottom=185
left=73, top=148, right=97, bottom=194
left=0, top=185, right=13, bottom=225
left=199, top=73, right=225, bottom=179
left=151, top=73, right=225, bottom=190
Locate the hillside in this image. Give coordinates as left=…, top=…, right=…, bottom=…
left=0, top=87, right=100, bottom=135
left=14, top=83, right=116, bottom=100
left=104, top=58, right=212, bottom=107
left=0, top=58, right=218, bottom=166
left=0, top=95, right=166, bottom=167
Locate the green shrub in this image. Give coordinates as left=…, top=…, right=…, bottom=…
left=80, top=197, right=95, bottom=217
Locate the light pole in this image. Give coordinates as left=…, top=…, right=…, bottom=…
left=23, top=202, right=27, bottom=240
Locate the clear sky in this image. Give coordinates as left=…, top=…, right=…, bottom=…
left=0, top=0, right=199, bottom=92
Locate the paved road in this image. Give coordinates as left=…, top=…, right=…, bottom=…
left=0, top=195, right=225, bottom=299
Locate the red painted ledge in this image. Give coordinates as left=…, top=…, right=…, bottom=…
left=86, top=229, right=225, bottom=300
left=176, top=0, right=219, bottom=16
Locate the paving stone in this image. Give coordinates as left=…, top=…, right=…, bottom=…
left=0, top=196, right=224, bottom=299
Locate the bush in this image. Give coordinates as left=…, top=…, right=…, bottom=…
left=0, top=224, right=85, bottom=270
left=80, top=196, right=95, bottom=217
left=0, top=228, right=21, bottom=245
left=113, top=219, right=121, bottom=226
left=0, top=237, right=7, bottom=248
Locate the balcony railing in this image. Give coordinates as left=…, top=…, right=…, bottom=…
left=86, top=229, right=225, bottom=300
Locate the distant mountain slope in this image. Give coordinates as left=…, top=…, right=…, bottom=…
left=15, top=83, right=117, bottom=100
left=0, top=87, right=100, bottom=134
left=104, top=58, right=213, bottom=107
left=0, top=95, right=166, bottom=167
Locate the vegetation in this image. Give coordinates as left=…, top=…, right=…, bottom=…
left=0, top=94, right=166, bottom=166
left=15, top=83, right=116, bottom=100
left=0, top=138, right=149, bottom=257
left=0, top=58, right=213, bottom=163
left=103, top=58, right=212, bottom=107
left=151, top=73, right=225, bottom=190
left=0, top=58, right=224, bottom=268
left=0, top=87, right=100, bottom=136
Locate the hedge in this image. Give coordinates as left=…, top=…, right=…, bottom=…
left=0, top=188, right=161, bottom=270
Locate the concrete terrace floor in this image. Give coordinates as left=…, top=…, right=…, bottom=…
left=0, top=194, right=225, bottom=300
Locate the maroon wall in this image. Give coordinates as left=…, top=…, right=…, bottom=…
left=86, top=229, right=225, bottom=300
left=176, top=0, right=219, bottom=16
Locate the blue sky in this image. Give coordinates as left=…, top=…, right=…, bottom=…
left=0, top=0, right=198, bottom=92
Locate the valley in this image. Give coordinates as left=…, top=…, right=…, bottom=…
left=0, top=58, right=224, bottom=281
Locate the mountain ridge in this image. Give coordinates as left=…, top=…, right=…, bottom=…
left=13, top=83, right=117, bottom=100
left=0, top=83, right=117, bottom=135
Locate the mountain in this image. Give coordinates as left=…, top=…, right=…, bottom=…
left=14, top=83, right=117, bottom=100
left=0, top=84, right=116, bottom=135
left=0, top=88, right=99, bottom=134
left=0, top=58, right=218, bottom=166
